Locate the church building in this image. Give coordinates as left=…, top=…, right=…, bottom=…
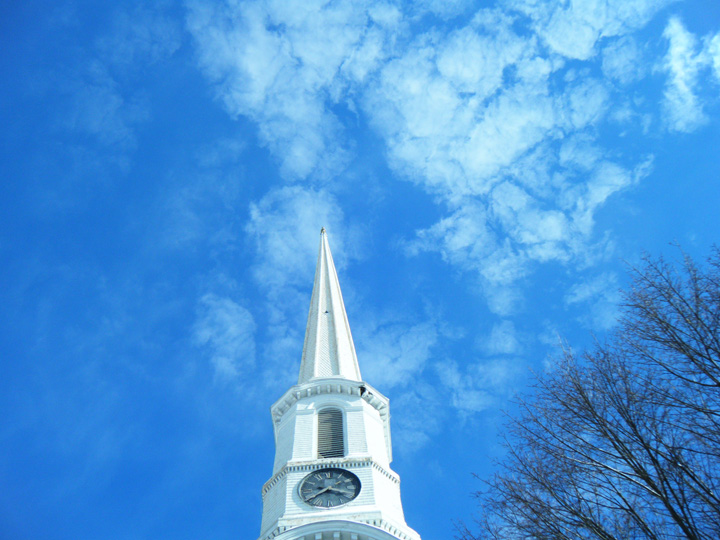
left=257, top=229, right=421, bottom=540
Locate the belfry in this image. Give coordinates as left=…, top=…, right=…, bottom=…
left=257, top=229, right=421, bottom=540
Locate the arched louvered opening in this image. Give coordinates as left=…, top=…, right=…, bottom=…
left=317, top=408, right=345, bottom=458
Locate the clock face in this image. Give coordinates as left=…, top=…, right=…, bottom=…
left=298, top=468, right=361, bottom=508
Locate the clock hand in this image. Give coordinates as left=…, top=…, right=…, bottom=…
left=310, top=486, right=333, bottom=497
left=309, top=479, right=343, bottom=498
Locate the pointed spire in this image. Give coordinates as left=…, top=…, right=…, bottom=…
left=298, top=229, right=361, bottom=384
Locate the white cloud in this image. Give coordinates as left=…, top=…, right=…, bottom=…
left=570, top=157, right=651, bottom=235
left=364, top=19, right=549, bottom=201
left=482, top=320, right=522, bottom=355
left=186, top=0, right=693, bottom=346
left=178, top=0, right=713, bottom=438
left=361, top=5, right=660, bottom=314
left=245, top=186, right=350, bottom=293
left=352, top=313, right=443, bottom=449
left=406, top=150, right=646, bottom=315
left=562, top=76, right=610, bottom=129
left=708, top=33, right=720, bottom=81
left=186, top=0, right=398, bottom=180
left=435, top=357, right=520, bottom=414
left=558, top=133, right=601, bottom=171
left=390, top=348, right=522, bottom=450
left=661, top=17, right=707, bottom=132
left=659, top=17, right=720, bottom=134
left=508, top=0, right=674, bottom=61
left=565, top=272, right=620, bottom=330
left=357, top=320, right=439, bottom=389
left=491, top=181, right=572, bottom=262
left=438, top=12, right=529, bottom=98
left=413, top=0, right=475, bottom=19
left=390, top=384, right=444, bottom=452
left=408, top=202, right=528, bottom=315
left=602, top=36, right=644, bottom=84
left=193, top=293, right=256, bottom=380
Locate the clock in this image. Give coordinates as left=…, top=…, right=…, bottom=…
left=298, top=468, right=361, bottom=508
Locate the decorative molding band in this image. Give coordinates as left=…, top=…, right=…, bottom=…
left=260, top=517, right=420, bottom=540
left=262, top=458, right=400, bottom=496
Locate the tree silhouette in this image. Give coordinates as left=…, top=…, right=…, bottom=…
left=462, top=249, right=720, bottom=540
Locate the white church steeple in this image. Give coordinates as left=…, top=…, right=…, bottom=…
left=257, top=229, right=421, bottom=540
left=298, top=228, right=361, bottom=383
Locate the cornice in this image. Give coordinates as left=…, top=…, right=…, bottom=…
left=260, top=518, right=421, bottom=540
left=271, top=379, right=389, bottom=426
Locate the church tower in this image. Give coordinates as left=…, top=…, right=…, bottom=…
left=258, top=229, right=421, bottom=540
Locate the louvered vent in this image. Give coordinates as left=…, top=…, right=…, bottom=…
left=318, top=408, right=344, bottom=458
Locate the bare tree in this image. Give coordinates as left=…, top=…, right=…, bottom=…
left=463, top=250, right=720, bottom=540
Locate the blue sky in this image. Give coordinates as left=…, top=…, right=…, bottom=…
left=1, top=0, right=719, bottom=538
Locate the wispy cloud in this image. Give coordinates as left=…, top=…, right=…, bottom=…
left=155, top=138, right=247, bottom=252
left=363, top=17, right=548, bottom=200
left=363, top=5, right=660, bottom=312
left=660, top=16, right=720, bottom=132
left=193, top=293, right=256, bottom=381
left=661, top=17, right=707, bottom=131
left=186, top=0, right=398, bottom=180
left=565, top=271, right=621, bottom=330
left=61, top=61, right=147, bottom=149
left=357, top=319, right=439, bottom=389
left=602, top=35, right=644, bottom=84
left=708, top=33, right=720, bottom=81
left=245, top=186, right=351, bottom=293
left=59, top=5, right=181, bottom=149
left=390, top=383, right=445, bottom=452
left=509, top=0, right=675, bottom=61
left=435, top=356, right=521, bottom=415
left=28, top=4, right=183, bottom=209
left=95, top=5, right=182, bottom=69
left=186, top=0, right=683, bottom=317
left=482, top=320, right=522, bottom=355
